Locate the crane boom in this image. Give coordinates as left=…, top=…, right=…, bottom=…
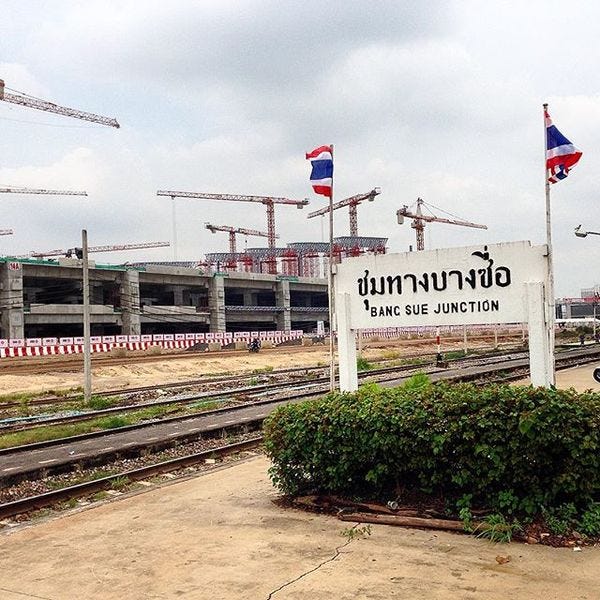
left=0, top=229, right=13, bottom=236
left=158, top=189, right=308, bottom=273
left=0, top=187, right=87, bottom=196
left=307, top=188, right=380, bottom=236
left=157, top=190, right=308, bottom=207
left=25, top=241, right=170, bottom=258
left=0, top=79, right=120, bottom=128
left=397, top=198, right=487, bottom=251
left=205, top=222, right=275, bottom=254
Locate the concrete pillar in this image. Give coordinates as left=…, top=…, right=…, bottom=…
left=121, top=270, right=141, bottom=335
left=0, top=262, right=24, bottom=339
left=243, top=290, right=255, bottom=306
left=209, top=276, right=226, bottom=333
left=172, top=286, right=184, bottom=306
left=276, top=279, right=291, bottom=332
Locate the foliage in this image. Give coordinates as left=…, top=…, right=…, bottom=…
left=578, top=503, right=600, bottom=537
left=356, top=356, right=373, bottom=371
left=264, top=381, right=600, bottom=520
left=542, top=503, right=578, bottom=535
left=475, top=514, right=521, bottom=543
left=87, top=395, right=117, bottom=410
left=340, top=524, right=372, bottom=540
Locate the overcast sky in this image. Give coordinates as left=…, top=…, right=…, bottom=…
left=1, top=0, right=599, bottom=296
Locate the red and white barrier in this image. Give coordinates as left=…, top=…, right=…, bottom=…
left=0, top=330, right=304, bottom=359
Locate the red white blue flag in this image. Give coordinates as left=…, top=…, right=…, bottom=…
left=306, top=145, right=333, bottom=197
left=545, top=109, right=582, bottom=184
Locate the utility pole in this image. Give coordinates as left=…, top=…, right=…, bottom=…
left=82, top=229, right=92, bottom=403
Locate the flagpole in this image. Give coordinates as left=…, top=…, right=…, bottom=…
left=543, top=102, right=556, bottom=386
left=328, top=143, right=335, bottom=392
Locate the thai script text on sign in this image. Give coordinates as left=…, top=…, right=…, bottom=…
left=334, top=241, right=548, bottom=328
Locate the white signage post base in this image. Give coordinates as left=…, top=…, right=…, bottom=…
left=526, top=281, right=553, bottom=387
left=337, top=293, right=358, bottom=392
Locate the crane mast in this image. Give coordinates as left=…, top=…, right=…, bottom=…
left=158, top=189, right=308, bottom=273
left=307, top=188, right=380, bottom=236
left=397, top=198, right=487, bottom=251
left=205, top=223, right=275, bottom=254
left=0, top=79, right=119, bottom=128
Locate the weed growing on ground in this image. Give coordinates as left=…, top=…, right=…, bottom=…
left=110, top=476, right=130, bottom=491
left=87, top=395, right=118, bottom=410
left=356, top=356, right=373, bottom=371
left=251, top=365, right=274, bottom=374
left=476, top=514, right=521, bottom=543
left=340, top=524, right=372, bottom=540
left=578, top=503, right=600, bottom=537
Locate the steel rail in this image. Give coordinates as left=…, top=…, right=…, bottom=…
left=0, top=348, right=529, bottom=432
left=1, top=347, right=598, bottom=489
left=3, top=345, right=597, bottom=457
left=0, top=437, right=262, bottom=520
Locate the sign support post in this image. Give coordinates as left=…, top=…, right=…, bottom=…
left=337, top=293, right=358, bottom=392
left=526, top=281, right=553, bottom=387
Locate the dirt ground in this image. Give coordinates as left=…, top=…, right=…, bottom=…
left=1, top=455, right=598, bottom=600
left=0, top=338, right=510, bottom=395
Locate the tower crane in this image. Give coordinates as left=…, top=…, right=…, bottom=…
left=205, top=223, right=276, bottom=254
left=396, top=198, right=487, bottom=251
left=575, top=225, right=600, bottom=238
left=157, top=190, right=309, bottom=273
left=23, top=241, right=170, bottom=259
left=0, top=79, right=119, bottom=128
left=307, top=188, right=380, bottom=236
left=0, top=186, right=87, bottom=196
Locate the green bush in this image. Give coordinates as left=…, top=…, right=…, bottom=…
left=264, top=381, right=600, bottom=517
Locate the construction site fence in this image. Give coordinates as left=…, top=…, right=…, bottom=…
left=0, top=325, right=528, bottom=358
left=0, top=330, right=304, bottom=358
left=359, top=324, right=525, bottom=338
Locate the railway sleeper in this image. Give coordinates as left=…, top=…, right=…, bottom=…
left=0, top=419, right=263, bottom=487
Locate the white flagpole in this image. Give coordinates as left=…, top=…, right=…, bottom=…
left=328, top=144, right=335, bottom=392
left=543, top=103, right=556, bottom=386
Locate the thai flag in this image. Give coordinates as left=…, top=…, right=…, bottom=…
left=306, top=145, right=333, bottom=197
left=546, top=109, right=582, bottom=184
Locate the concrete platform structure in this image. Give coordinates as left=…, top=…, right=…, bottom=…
left=1, top=456, right=599, bottom=600
left=0, top=257, right=328, bottom=339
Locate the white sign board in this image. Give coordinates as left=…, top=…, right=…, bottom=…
left=334, top=241, right=548, bottom=328
left=334, top=241, right=551, bottom=392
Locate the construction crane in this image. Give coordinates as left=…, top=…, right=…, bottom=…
left=0, top=79, right=120, bottom=128
left=0, top=186, right=87, bottom=196
left=307, top=188, right=380, bottom=236
left=575, top=225, right=600, bottom=238
left=157, top=190, right=309, bottom=273
left=396, top=198, right=487, bottom=251
left=205, top=223, right=276, bottom=254
left=23, top=241, right=170, bottom=259
left=0, top=230, right=13, bottom=236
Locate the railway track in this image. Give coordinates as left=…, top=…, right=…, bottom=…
left=0, top=333, right=524, bottom=376
left=0, top=348, right=530, bottom=431
left=0, top=345, right=526, bottom=415
left=1, top=345, right=599, bottom=521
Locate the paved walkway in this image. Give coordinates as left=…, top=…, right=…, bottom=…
left=1, top=455, right=599, bottom=600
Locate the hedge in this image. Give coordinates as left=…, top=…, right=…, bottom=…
left=263, top=381, right=600, bottom=516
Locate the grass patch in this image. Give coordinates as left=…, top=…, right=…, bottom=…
left=251, top=365, right=274, bottom=374
left=356, top=356, right=373, bottom=372
left=110, top=476, right=130, bottom=491
left=87, top=395, right=119, bottom=410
